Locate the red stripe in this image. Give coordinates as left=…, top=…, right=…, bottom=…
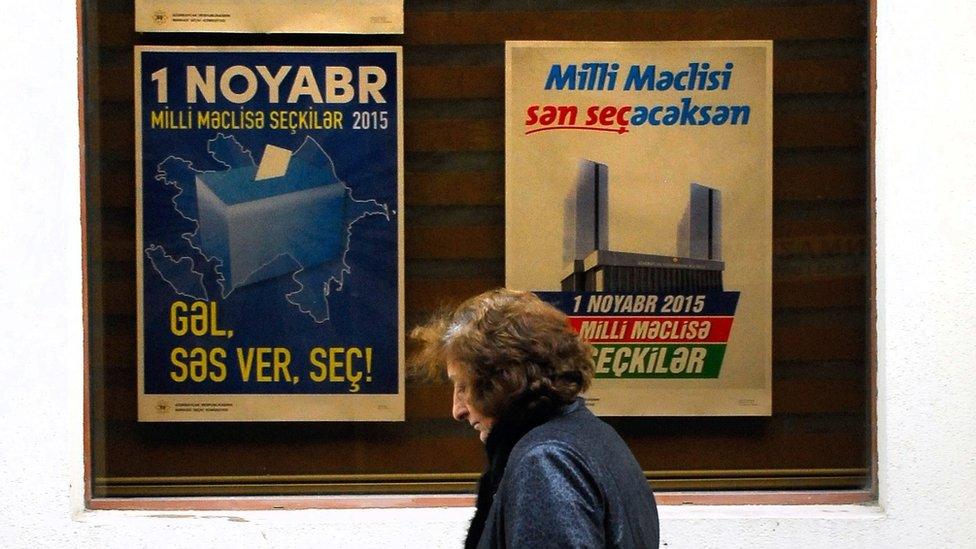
left=568, top=316, right=733, bottom=343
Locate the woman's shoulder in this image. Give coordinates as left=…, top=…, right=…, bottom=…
left=527, top=400, right=618, bottom=441
left=509, top=403, right=620, bottom=469
left=510, top=402, right=643, bottom=486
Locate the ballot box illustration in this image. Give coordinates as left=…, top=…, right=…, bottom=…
left=195, top=144, right=347, bottom=291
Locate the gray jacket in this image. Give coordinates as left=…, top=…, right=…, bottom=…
left=476, top=399, right=659, bottom=548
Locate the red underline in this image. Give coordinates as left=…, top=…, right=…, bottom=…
left=525, top=125, right=629, bottom=135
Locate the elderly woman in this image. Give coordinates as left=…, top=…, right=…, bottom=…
left=412, top=289, right=659, bottom=548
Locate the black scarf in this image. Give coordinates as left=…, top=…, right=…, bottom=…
left=464, top=399, right=562, bottom=549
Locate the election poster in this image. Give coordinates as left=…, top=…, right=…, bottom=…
left=136, top=0, right=403, bottom=34
left=505, top=41, right=772, bottom=416
left=136, top=46, right=403, bottom=421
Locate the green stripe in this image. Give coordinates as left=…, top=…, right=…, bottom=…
left=592, top=344, right=726, bottom=379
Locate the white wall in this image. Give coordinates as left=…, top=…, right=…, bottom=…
left=1, top=1, right=975, bottom=547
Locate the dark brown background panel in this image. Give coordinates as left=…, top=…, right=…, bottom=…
left=85, top=0, right=870, bottom=497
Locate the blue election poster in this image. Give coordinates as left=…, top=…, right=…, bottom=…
left=135, top=47, right=403, bottom=421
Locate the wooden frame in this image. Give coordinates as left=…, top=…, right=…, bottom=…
left=81, top=0, right=877, bottom=509
left=89, top=489, right=873, bottom=511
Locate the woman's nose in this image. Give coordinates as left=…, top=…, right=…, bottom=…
left=452, top=392, right=468, bottom=422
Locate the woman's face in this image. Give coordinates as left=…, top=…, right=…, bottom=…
left=447, top=361, right=496, bottom=443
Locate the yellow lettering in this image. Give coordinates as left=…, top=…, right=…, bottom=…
left=328, top=347, right=345, bottom=382
left=308, top=347, right=372, bottom=391
left=237, top=347, right=290, bottom=382
left=346, top=347, right=363, bottom=392
left=188, top=347, right=208, bottom=382
left=170, top=301, right=189, bottom=335
left=189, top=301, right=207, bottom=335
left=209, top=348, right=227, bottom=382
left=256, top=348, right=273, bottom=381
left=309, top=347, right=327, bottom=382
left=273, top=348, right=292, bottom=382
left=237, top=347, right=255, bottom=381
left=170, top=347, right=189, bottom=381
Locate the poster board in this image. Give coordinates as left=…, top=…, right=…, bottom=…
left=135, top=46, right=404, bottom=421
left=135, top=0, right=403, bottom=34
left=505, top=41, right=772, bottom=416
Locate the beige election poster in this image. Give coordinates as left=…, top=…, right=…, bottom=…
left=136, top=0, right=403, bottom=34
left=506, top=41, right=772, bottom=416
